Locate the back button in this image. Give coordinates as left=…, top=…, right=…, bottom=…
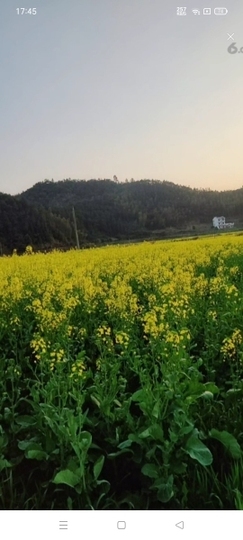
left=175, top=521, right=184, bottom=530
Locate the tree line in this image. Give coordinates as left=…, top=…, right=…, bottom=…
left=0, top=178, right=242, bottom=254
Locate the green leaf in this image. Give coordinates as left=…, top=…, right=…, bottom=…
left=128, top=433, right=142, bottom=444
left=185, top=382, right=219, bottom=403
left=0, top=433, right=8, bottom=451
left=209, top=429, right=242, bottom=459
left=53, top=469, right=80, bottom=488
left=15, top=415, right=36, bottom=427
left=18, top=440, right=34, bottom=451
left=226, top=388, right=241, bottom=395
left=93, top=455, right=105, bottom=480
left=66, top=457, right=79, bottom=472
left=155, top=475, right=174, bottom=503
left=150, top=424, right=164, bottom=442
left=131, top=389, right=145, bottom=402
left=18, top=441, right=46, bottom=460
left=91, top=395, right=100, bottom=408
left=171, top=461, right=187, bottom=474
left=186, top=382, right=205, bottom=397
left=141, top=463, right=158, bottom=478
left=152, top=401, right=160, bottom=419
left=118, top=440, right=133, bottom=449
left=90, top=443, right=103, bottom=450
left=145, top=446, right=157, bottom=460
left=204, top=382, right=219, bottom=394
left=79, top=431, right=92, bottom=449
left=108, top=449, right=133, bottom=458
left=199, top=391, right=214, bottom=399
left=0, top=459, right=12, bottom=472
left=184, top=435, right=213, bottom=466
left=45, top=433, right=56, bottom=454
left=225, top=388, right=243, bottom=402
left=139, top=425, right=163, bottom=441
left=133, top=445, right=143, bottom=464
left=139, top=427, right=152, bottom=439
left=181, top=424, right=195, bottom=436
left=67, top=496, right=73, bottom=510
left=96, top=479, right=110, bottom=494
left=74, top=484, right=82, bottom=495
left=26, top=449, right=47, bottom=460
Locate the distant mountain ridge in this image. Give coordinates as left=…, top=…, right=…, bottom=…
left=0, top=178, right=242, bottom=254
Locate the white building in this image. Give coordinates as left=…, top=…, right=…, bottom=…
left=213, top=216, right=234, bottom=229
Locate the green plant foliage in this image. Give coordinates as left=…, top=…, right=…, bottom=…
left=184, top=434, right=213, bottom=466
left=209, top=429, right=242, bottom=459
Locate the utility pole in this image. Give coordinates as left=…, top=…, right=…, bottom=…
left=72, top=206, right=80, bottom=249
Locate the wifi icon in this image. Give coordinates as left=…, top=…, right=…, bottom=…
left=192, top=9, right=200, bottom=15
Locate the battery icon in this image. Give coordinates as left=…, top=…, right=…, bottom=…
left=214, top=7, right=228, bottom=15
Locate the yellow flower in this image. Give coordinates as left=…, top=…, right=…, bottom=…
left=221, top=329, right=242, bottom=361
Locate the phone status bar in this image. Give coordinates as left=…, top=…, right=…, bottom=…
left=176, top=7, right=229, bottom=16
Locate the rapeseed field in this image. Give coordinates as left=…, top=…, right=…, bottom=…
left=1, top=233, right=243, bottom=509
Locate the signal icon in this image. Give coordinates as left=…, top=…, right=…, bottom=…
left=192, top=9, right=201, bottom=15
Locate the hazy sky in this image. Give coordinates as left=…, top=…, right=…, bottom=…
left=0, top=1, right=243, bottom=195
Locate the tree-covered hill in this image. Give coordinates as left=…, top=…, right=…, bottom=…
left=1, top=178, right=243, bottom=253
left=18, top=177, right=242, bottom=232
left=0, top=193, right=73, bottom=254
